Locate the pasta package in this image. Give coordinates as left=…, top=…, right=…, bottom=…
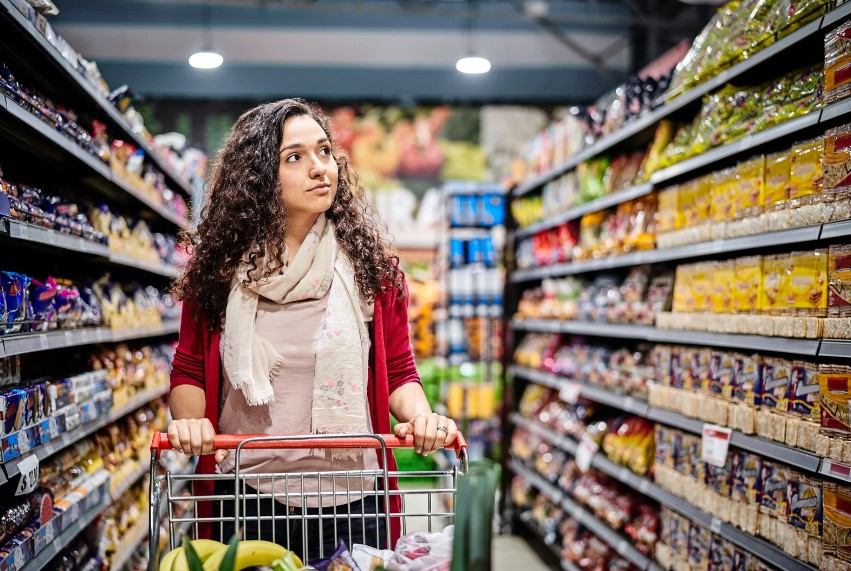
left=823, top=481, right=851, bottom=565
left=829, top=244, right=851, bottom=317
left=825, top=22, right=851, bottom=104
left=824, top=123, right=851, bottom=191
left=820, top=364, right=851, bottom=439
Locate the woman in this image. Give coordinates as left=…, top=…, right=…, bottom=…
left=166, top=98, right=457, bottom=559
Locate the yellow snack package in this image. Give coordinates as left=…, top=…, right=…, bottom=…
left=694, top=174, right=712, bottom=225
left=710, top=169, right=736, bottom=222
left=679, top=179, right=699, bottom=228
left=760, top=254, right=786, bottom=313
left=735, top=156, right=765, bottom=218
left=789, top=138, right=825, bottom=202
left=692, top=262, right=711, bottom=312
left=657, top=185, right=680, bottom=234
left=764, top=150, right=792, bottom=210
left=711, top=260, right=734, bottom=313
left=672, top=264, right=693, bottom=313
left=733, top=256, right=763, bottom=313
left=780, top=250, right=828, bottom=314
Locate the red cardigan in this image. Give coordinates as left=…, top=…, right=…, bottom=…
left=169, top=283, right=420, bottom=544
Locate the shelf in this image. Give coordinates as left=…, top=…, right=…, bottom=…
left=0, top=97, right=186, bottom=229
left=510, top=415, right=816, bottom=571
left=510, top=223, right=834, bottom=282
left=510, top=6, right=846, bottom=198
left=515, top=517, right=579, bottom=571
left=109, top=519, right=149, bottom=571
left=0, top=384, right=168, bottom=485
left=819, top=339, right=851, bottom=359
left=510, top=460, right=657, bottom=571
left=650, top=112, right=821, bottom=185
left=515, top=183, right=654, bottom=239
left=509, top=367, right=649, bottom=416
left=1, top=321, right=180, bottom=358
left=1, top=219, right=181, bottom=278
left=510, top=320, right=823, bottom=356
left=0, top=0, right=192, bottom=198
left=510, top=367, right=842, bottom=480
left=17, top=483, right=112, bottom=571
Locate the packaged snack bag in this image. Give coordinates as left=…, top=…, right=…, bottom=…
left=789, top=138, right=825, bottom=203
left=764, top=151, right=791, bottom=210
left=787, top=472, right=823, bottom=537
left=733, top=256, right=763, bottom=313
left=779, top=250, right=828, bottom=315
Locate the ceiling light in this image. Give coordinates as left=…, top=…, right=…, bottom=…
left=456, top=56, right=491, bottom=74
left=189, top=1, right=222, bottom=69
left=457, top=0, right=490, bottom=74
left=189, top=51, right=223, bottom=69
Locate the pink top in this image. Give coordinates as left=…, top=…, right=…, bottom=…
left=218, top=296, right=379, bottom=507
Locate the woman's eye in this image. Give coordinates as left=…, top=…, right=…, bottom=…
left=320, top=146, right=332, bottom=156
left=286, top=154, right=300, bottom=163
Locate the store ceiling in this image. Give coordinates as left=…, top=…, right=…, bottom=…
left=50, top=0, right=709, bottom=103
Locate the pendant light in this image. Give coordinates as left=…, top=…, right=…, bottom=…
left=456, top=0, right=491, bottom=74
left=189, top=0, right=223, bottom=69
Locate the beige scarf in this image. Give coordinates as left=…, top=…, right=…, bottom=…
left=220, top=214, right=370, bottom=441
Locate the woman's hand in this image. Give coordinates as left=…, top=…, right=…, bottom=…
left=167, top=418, right=228, bottom=463
left=394, top=412, right=458, bottom=456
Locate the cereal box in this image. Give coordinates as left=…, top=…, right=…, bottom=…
left=710, top=351, right=736, bottom=400
left=732, top=452, right=763, bottom=505
left=734, top=353, right=763, bottom=407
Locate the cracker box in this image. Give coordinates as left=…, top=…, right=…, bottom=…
left=655, top=425, right=676, bottom=469
left=787, top=472, right=823, bottom=537
left=733, top=354, right=762, bottom=407
left=687, top=522, right=712, bottom=568
left=708, top=535, right=736, bottom=571
left=0, top=388, right=26, bottom=437
left=761, top=357, right=792, bottom=413
left=706, top=453, right=734, bottom=497
left=790, top=360, right=821, bottom=420
left=760, top=461, right=790, bottom=519
left=732, top=452, right=763, bottom=505
left=710, top=351, right=736, bottom=400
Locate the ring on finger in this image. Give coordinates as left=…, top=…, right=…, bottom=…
left=437, top=425, right=448, bottom=434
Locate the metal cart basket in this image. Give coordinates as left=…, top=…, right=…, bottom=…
left=148, top=432, right=469, bottom=569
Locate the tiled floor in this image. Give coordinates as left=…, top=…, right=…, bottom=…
left=493, top=535, right=554, bottom=570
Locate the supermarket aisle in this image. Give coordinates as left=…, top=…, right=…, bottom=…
left=493, top=535, right=553, bottom=571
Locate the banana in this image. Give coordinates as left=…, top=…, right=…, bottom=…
left=159, top=547, right=183, bottom=571
left=172, top=540, right=228, bottom=571
left=202, top=540, right=301, bottom=571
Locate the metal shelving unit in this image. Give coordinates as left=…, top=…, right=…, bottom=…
left=510, top=414, right=817, bottom=571
left=0, top=0, right=192, bottom=198
left=510, top=319, right=835, bottom=357
left=0, top=96, right=187, bottom=228
left=510, top=220, right=850, bottom=282
left=510, top=367, right=851, bottom=484
left=0, top=321, right=180, bottom=358
left=0, top=384, right=168, bottom=485
left=511, top=461, right=660, bottom=571
left=0, top=219, right=181, bottom=278
left=511, top=6, right=846, bottom=199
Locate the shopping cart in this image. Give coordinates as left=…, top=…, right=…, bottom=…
left=147, top=432, right=469, bottom=570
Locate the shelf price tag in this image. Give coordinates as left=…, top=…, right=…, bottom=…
left=15, top=454, right=39, bottom=496
left=822, top=460, right=851, bottom=482
left=701, top=424, right=732, bottom=467
left=559, top=381, right=582, bottom=405
left=575, top=434, right=598, bottom=473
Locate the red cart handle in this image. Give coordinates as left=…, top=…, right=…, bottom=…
left=151, top=432, right=468, bottom=459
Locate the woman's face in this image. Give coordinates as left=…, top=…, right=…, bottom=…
left=278, top=114, right=338, bottom=220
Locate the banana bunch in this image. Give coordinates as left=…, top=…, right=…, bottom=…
left=159, top=538, right=304, bottom=571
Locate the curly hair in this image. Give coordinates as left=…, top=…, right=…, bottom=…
left=173, top=98, right=402, bottom=327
